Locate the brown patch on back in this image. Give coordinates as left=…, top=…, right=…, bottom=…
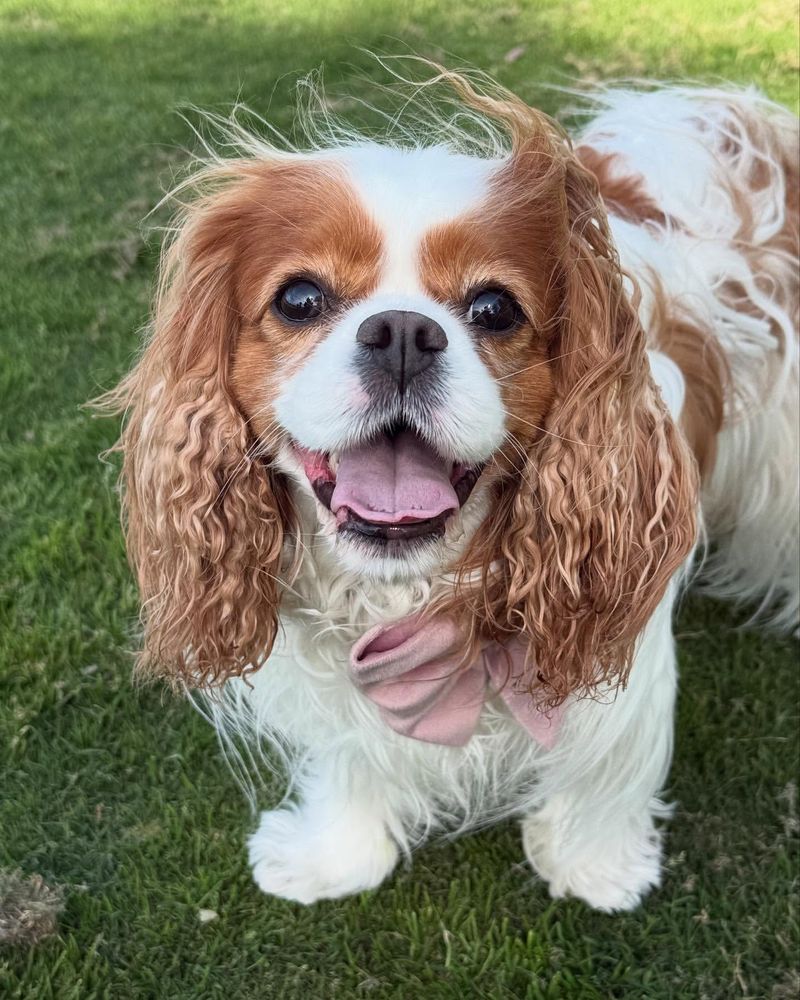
left=650, top=290, right=729, bottom=479
left=702, top=102, right=799, bottom=346
left=576, top=146, right=669, bottom=227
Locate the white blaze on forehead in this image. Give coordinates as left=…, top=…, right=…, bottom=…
left=337, top=144, right=498, bottom=292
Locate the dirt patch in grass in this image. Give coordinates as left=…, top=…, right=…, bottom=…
left=0, top=870, right=64, bottom=947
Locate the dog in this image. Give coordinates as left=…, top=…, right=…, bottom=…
left=105, top=70, right=798, bottom=911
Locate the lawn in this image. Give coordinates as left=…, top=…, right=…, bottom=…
left=0, top=0, right=798, bottom=997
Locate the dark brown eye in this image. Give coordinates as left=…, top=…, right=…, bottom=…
left=276, top=280, right=325, bottom=322
left=467, top=288, right=521, bottom=334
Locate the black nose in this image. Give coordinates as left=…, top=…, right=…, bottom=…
left=356, top=310, right=448, bottom=392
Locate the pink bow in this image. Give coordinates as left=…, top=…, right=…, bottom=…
left=350, top=617, right=562, bottom=748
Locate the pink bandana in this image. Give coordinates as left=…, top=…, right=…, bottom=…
left=350, top=617, right=562, bottom=748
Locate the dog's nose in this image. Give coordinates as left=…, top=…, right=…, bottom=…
left=356, top=310, right=448, bottom=392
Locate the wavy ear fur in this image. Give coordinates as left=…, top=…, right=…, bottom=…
left=443, top=85, right=697, bottom=704
left=505, top=154, right=696, bottom=703
left=101, top=179, right=294, bottom=688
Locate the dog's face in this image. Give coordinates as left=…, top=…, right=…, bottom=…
left=115, top=83, right=695, bottom=700
left=228, top=146, right=555, bottom=578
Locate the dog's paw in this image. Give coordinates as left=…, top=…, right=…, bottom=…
left=522, top=814, right=662, bottom=913
left=248, top=806, right=399, bottom=904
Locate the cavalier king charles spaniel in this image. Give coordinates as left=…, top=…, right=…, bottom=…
left=105, top=70, right=798, bottom=911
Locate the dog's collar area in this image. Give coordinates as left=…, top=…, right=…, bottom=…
left=349, top=614, right=563, bottom=748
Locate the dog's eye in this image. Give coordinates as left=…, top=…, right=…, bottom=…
left=467, top=289, right=521, bottom=334
left=276, top=280, right=326, bottom=322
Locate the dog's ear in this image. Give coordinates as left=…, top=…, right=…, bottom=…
left=103, top=177, right=295, bottom=688
left=455, top=145, right=697, bottom=706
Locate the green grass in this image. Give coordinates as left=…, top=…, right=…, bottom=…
left=0, top=0, right=798, bottom=996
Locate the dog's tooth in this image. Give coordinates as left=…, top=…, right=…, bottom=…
left=329, top=452, right=339, bottom=475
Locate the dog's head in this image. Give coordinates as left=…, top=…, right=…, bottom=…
left=112, top=73, right=696, bottom=702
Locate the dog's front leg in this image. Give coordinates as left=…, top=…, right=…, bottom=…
left=248, top=754, right=400, bottom=904
left=521, top=592, right=678, bottom=912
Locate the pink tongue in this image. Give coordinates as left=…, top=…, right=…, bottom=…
left=331, top=431, right=458, bottom=524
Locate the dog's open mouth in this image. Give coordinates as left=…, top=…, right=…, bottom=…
left=294, top=426, right=482, bottom=546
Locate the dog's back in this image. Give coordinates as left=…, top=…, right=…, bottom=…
left=578, top=86, right=799, bottom=627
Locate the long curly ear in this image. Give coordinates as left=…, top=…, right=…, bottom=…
left=459, top=149, right=697, bottom=706
left=102, top=183, right=295, bottom=688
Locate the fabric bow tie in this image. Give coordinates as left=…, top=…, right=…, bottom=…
left=350, top=617, right=562, bottom=749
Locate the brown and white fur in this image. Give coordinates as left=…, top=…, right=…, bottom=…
left=105, top=72, right=799, bottom=911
